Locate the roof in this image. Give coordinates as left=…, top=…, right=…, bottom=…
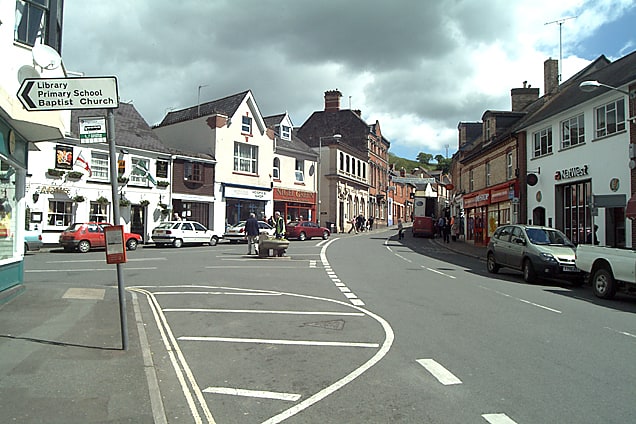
left=68, top=103, right=214, bottom=161
left=156, top=90, right=250, bottom=127
left=297, top=109, right=372, bottom=154
left=263, top=113, right=317, bottom=158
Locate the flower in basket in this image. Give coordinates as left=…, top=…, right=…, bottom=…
left=72, top=195, right=85, bottom=203
left=139, top=199, right=150, bottom=207
left=96, top=196, right=109, bottom=205
left=119, top=198, right=131, bottom=207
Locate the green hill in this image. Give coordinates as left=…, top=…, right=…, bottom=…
left=388, top=153, right=434, bottom=173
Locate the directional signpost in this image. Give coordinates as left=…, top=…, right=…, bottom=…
left=17, top=76, right=118, bottom=111
left=17, top=75, right=128, bottom=349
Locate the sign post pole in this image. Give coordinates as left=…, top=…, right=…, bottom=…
left=107, top=108, right=128, bottom=350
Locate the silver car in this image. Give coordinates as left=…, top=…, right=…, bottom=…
left=486, top=224, right=583, bottom=284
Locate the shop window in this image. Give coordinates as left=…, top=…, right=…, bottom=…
left=0, top=161, right=18, bottom=260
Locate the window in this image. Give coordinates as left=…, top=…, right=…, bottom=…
left=346, top=156, right=350, bottom=173
left=15, top=0, right=48, bottom=46
left=241, top=116, right=252, bottom=134
left=91, top=152, right=109, bottom=180
left=47, top=200, right=72, bottom=227
left=485, top=161, right=491, bottom=186
left=89, top=202, right=109, bottom=222
left=184, top=162, right=203, bottom=182
left=351, top=158, right=355, bottom=176
left=131, top=158, right=152, bottom=185
left=506, top=152, right=513, bottom=180
left=469, top=169, right=474, bottom=191
left=595, top=98, right=625, bottom=138
left=295, top=159, right=304, bottom=183
left=272, top=157, right=280, bottom=179
left=561, top=114, right=585, bottom=148
left=234, top=142, right=258, bottom=174
left=339, top=152, right=344, bottom=171
left=533, top=127, right=552, bottom=157
left=280, top=125, right=291, bottom=140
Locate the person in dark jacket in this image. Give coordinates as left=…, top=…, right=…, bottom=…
left=245, top=213, right=260, bottom=255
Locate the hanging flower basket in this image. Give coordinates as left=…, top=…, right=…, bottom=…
left=47, top=168, right=65, bottom=178
left=156, top=180, right=170, bottom=188
left=96, top=196, right=109, bottom=205
left=67, top=171, right=84, bottom=179
left=117, top=176, right=129, bottom=185
left=119, top=198, right=131, bottom=207
left=72, top=195, right=85, bottom=203
left=139, top=200, right=150, bottom=207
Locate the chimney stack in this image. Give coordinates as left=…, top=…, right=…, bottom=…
left=544, top=58, right=559, bottom=95
left=511, top=82, right=539, bottom=111
left=324, top=90, right=342, bottom=112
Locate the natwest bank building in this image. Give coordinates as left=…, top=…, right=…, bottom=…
left=273, top=187, right=316, bottom=222
left=463, top=181, right=519, bottom=245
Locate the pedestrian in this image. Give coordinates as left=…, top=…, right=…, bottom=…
left=586, top=224, right=599, bottom=245
left=437, top=216, right=445, bottom=238
left=443, top=217, right=451, bottom=243
left=245, top=213, right=260, bottom=255
left=348, top=217, right=357, bottom=234
left=368, top=216, right=374, bottom=231
left=398, top=219, right=404, bottom=240
left=274, top=211, right=286, bottom=239
left=451, top=216, right=458, bottom=241
left=173, top=212, right=181, bottom=221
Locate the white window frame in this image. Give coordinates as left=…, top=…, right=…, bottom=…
left=506, top=152, right=513, bottom=180
left=295, top=159, right=304, bottom=183
left=485, top=161, right=491, bottom=186
left=130, top=157, right=151, bottom=185
left=89, top=201, right=109, bottom=222
left=533, top=127, right=553, bottom=158
left=234, top=142, right=258, bottom=174
left=91, top=151, right=109, bottom=180
left=272, top=157, right=280, bottom=180
left=47, top=200, right=73, bottom=227
left=241, top=116, right=252, bottom=135
left=15, top=0, right=48, bottom=46
left=595, top=98, right=625, bottom=138
left=280, top=125, right=291, bottom=140
left=561, top=114, right=585, bottom=149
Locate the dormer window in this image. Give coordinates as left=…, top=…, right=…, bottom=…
left=280, top=125, right=291, bottom=140
left=484, top=119, right=491, bottom=143
left=241, top=116, right=252, bottom=135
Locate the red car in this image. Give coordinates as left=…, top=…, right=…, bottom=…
left=59, top=222, right=142, bottom=253
left=285, top=221, right=330, bottom=241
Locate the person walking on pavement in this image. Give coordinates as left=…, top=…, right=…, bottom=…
left=274, top=211, right=286, bottom=239
left=245, top=213, right=260, bottom=255
left=397, top=219, right=404, bottom=240
left=443, top=217, right=451, bottom=243
left=348, top=217, right=357, bottom=234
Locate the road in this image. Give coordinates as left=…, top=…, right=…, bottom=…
left=24, top=229, right=636, bottom=423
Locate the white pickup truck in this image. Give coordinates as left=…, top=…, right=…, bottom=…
left=575, top=244, right=636, bottom=299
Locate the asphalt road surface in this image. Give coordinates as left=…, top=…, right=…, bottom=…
left=24, top=229, right=636, bottom=423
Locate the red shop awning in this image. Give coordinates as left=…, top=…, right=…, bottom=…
left=626, top=193, right=636, bottom=220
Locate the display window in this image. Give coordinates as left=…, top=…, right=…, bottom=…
left=0, top=159, right=18, bottom=262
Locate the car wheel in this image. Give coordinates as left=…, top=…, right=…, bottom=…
left=78, top=240, right=91, bottom=253
left=24, top=243, right=29, bottom=252
left=523, top=259, right=536, bottom=283
left=209, top=236, right=219, bottom=246
left=486, top=253, right=500, bottom=273
left=322, top=230, right=329, bottom=240
left=298, top=232, right=307, bottom=241
left=591, top=267, right=616, bottom=299
left=126, top=238, right=138, bottom=251
left=173, top=238, right=183, bottom=248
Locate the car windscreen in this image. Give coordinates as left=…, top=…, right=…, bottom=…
left=156, top=222, right=177, bottom=229
left=525, top=228, right=573, bottom=246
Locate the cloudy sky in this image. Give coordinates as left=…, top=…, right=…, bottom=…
left=61, top=0, right=636, bottom=161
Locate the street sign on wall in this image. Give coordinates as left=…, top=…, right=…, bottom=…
left=17, top=77, right=119, bottom=111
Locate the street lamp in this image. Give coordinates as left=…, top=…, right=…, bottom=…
left=579, top=80, right=636, bottom=99
left=317, top=134, right=342, bottom=227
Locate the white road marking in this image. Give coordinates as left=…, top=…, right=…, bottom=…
left=154, top=291, right=282, bottom=296
left=482, top=413, right=518, bottom=423
left=423, top=266, right=457, bottom=279
left=604, top=326, right=636, bottom=339
left=205, top=266, right=302, bottom=269
left=179, top=336, right=379, bottom=348
left=46, top=257, right=166, bottom=263
left=416, top=359, right=462, bottom=385
left=203, top=387, right=301, bottom=402
left=351, top=299, right=365, bottom=306
left=26, top=267, right=158, bottom=272
left=479, top=286, right=562, bottom=314
left=338, top=287, right=351, bottom=293
left=162, top=308, right=364, bottom=316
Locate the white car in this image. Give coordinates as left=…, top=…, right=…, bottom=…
left=152, top=220, right=220, bottom=248
left=223, top=220, right=275, bottom=243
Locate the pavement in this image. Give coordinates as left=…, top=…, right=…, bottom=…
left=0, top=225, right=485, bottom=423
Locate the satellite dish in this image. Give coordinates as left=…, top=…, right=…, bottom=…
left=32, top=43, right=62, bottom=70
left=17, top=65, right=40, bottom=83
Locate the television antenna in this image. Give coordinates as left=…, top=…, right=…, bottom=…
left=545, top=16, right=577, bottom=82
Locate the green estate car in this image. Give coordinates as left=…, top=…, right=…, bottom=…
left=486, top=224, right=583, bottom=285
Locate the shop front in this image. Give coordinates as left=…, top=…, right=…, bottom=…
left=464, top=180, right=518, bottom=245
left=223, top=184, right=271, bottom=227
left=272, top=187, right=316, bottom=222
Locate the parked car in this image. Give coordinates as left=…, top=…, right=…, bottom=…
left=486, top=224, right=583, bottom=284
left=576, top=244, right=636, bottom=299
left=286, top=221, right=330, bottom=240
left=151, top=220, right=220, bottom=248
left=223, top=220, right=274, bottom=243
left=59, top=222, right=142, bottom=253
left=24, top=228, right=43, bottom=252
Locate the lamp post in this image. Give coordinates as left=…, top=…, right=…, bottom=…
left=579, top=80, right=636, bottom=99
left=317, top=134, right=341, bottom=227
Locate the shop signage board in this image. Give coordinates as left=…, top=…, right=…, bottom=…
left=17, top=77, right=119, bottom=111
left=79, top=116, right=107, bottom=144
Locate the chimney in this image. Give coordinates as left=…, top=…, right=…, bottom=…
left=511, top=81, right=539, bottom=111
left=353, top=109, right=362, bottom=117
left=324, top=90, right=342, bottom=112
left=544, top=58, right=559, bottom=95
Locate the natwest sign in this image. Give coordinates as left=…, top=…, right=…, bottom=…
left=554, top=164, right=589, bottom=181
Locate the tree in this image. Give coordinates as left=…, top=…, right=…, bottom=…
left=436, top=157, right=452, bottom=174
left=417, top=152, right=433, bottom=165
left=434, top=154, right=445, bottom=164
